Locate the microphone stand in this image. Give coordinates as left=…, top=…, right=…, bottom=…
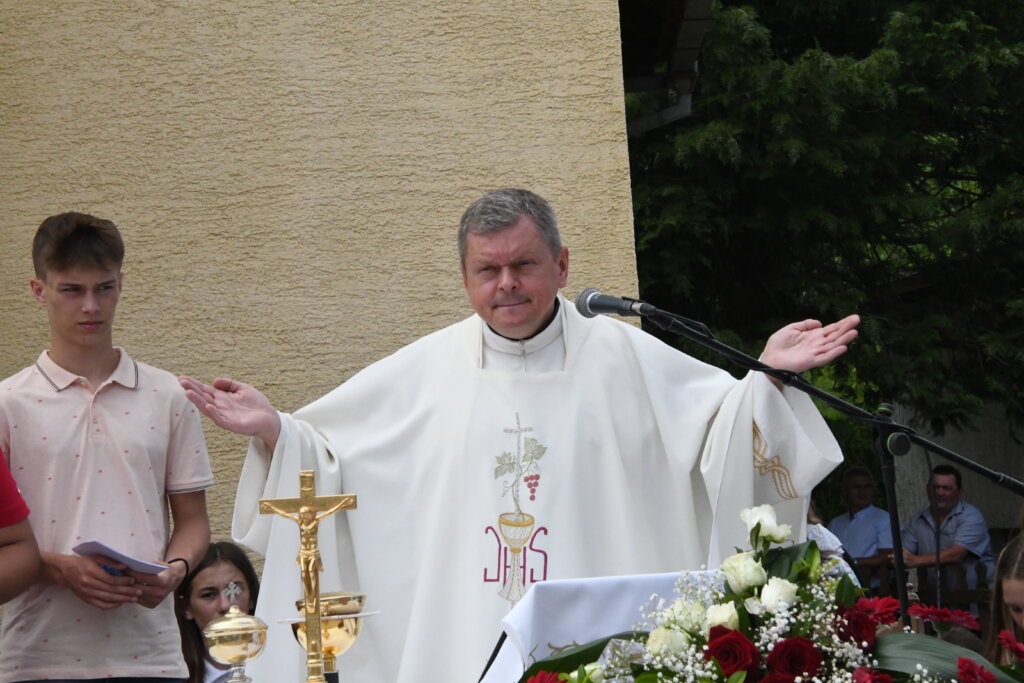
left=639, top=305, right=1024, bottom=626
left=932, top=500, right=944, bottom=608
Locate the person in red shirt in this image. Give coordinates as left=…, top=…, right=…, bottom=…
left=0, top=448, right=39, bottom=603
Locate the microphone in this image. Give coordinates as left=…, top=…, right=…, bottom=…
left=575, top=288, right=656, bottom=318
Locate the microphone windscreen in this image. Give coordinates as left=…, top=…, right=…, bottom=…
left=574, top=288, right=600, bottom=318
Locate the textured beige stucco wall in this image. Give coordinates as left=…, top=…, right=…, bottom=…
left=0, top=2, right=637, bottom=542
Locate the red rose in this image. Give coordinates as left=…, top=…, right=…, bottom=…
left=854, top=596, right=901, bottom=625
left=705, top=626, right=761, bottom=676
left=997, top=629, right=1024, bottom=663
left=852, top=666, right=894, bottom=683
left=766, top=637, right=823, bottom=678
left=838, top=607, right=877, bottom=649
left=526, top=672, right=561, bottom=683
left=956, top=657, right=997, bottom=683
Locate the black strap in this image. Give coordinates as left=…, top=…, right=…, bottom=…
left=478, top=631, right=508, bottom=682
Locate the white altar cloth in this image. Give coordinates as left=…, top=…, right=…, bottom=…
left=480, top=571, right=720, bottom=682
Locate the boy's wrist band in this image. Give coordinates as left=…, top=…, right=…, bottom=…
left=168, top=557, right=190, bottom=575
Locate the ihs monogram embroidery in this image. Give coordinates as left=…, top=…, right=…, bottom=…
left=487, top=412, right=548, bottom=605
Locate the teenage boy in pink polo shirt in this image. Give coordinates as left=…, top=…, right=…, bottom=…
left=0, top=213, right=214, bottom=683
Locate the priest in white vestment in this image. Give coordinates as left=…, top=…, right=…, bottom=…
left=180, top=188, right=859, bottom=683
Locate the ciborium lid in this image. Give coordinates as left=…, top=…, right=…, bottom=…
left=204, top=603, right=268, bottom=638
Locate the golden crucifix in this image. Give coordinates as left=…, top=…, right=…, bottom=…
left=260, top=470, right=356, bottom=683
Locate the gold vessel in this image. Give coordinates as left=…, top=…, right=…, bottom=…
left=203, top=604, right=268, bottom=683
left=291, top=593, right=366, bottom=673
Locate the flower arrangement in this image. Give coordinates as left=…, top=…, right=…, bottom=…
left=519, top=505, right=1012, bottom=683
left=995, top=630, right=1024, bottom=680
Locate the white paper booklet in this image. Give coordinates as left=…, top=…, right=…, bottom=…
left=72, top=540, right=168, bottom=574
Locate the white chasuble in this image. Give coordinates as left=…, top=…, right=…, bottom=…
left=232, top=294, right=843, bottom=682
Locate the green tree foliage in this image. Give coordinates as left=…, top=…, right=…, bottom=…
left=629, top=0, right=1024, bottom=458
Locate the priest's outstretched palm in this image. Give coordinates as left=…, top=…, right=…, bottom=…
left=178, top=376, right=281, bottom=448
left=759, top=314, right=860, bottom=374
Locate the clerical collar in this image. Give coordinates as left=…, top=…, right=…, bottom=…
left=481, top=299, right=564, bottom=358
left=485, top=299, right=560, bottom=342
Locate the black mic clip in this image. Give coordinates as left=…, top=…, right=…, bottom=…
left=874, top=403, right=912, bottom=457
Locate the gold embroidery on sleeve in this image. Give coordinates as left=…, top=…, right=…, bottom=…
left=752, top=422, right=797, bottom=500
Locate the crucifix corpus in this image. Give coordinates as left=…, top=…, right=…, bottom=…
left=260, top=470, right=356, bottom=683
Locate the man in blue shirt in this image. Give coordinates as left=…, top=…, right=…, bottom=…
left=901, top=464, right=995, bottom=591
left=828, top=466, right=893, bottom=583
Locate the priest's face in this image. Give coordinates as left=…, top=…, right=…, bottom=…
left=461, top=215, right=569, bottom=340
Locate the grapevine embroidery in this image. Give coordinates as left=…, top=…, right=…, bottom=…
left=493, top=412, right=547, bottom=604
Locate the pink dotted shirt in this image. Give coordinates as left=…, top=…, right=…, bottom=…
left=0, top=348, right=214, bottom=681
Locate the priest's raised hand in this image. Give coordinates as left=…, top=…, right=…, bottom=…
left=759, top=314, right=860, bottom=374
left=178, top=376, right=282, bottom=450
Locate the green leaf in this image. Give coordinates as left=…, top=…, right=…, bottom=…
left=833, top=573, right=861, bottom=607
left=517, top=631, right=644, bottom=682
left=634, top=672, right=674, bottom=683
left=762, top=540, right=818, bottom=580
left=726, top=670, right=748, bottom=683
left=874, top=632, right=1015, bottom=683
left=785, top=543, right=822, bottom=583
left=707, top=655, right=725, bottom=679
left=736, top=600, right=752, bottom=633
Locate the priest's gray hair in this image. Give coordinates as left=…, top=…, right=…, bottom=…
left=458, top=188, right=561, bottom=267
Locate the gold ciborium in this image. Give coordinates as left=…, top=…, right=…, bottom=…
left=203, top=601, right=267, bottom=683
left=292, top=592, right=366, bottom=673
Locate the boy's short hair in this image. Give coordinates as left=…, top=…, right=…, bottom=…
left=32, top=212, right=124, bottom=278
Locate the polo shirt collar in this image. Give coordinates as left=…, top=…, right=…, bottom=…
left=34, top=347, right=139, bottom=391
left=947, top=500, right=966, bottom=518
left=849, top=504, right=876, bottom=520
left=922, top=500, right=966, bottom=527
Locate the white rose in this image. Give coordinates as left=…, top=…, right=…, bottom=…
left=646, top=626, right=689, bottom=657
left=705, top=602, right=739, bottom=632
left=739, top=504, right=792, bottom=543
left=720, top=551, right=768, bottom=595
left=760, top=576, right=799, bottom=613
left=743, top=596, right=764, bottom=616
left=567, top=662, right=605, bottom=682
left=666, top=598, right=706, bottom=634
